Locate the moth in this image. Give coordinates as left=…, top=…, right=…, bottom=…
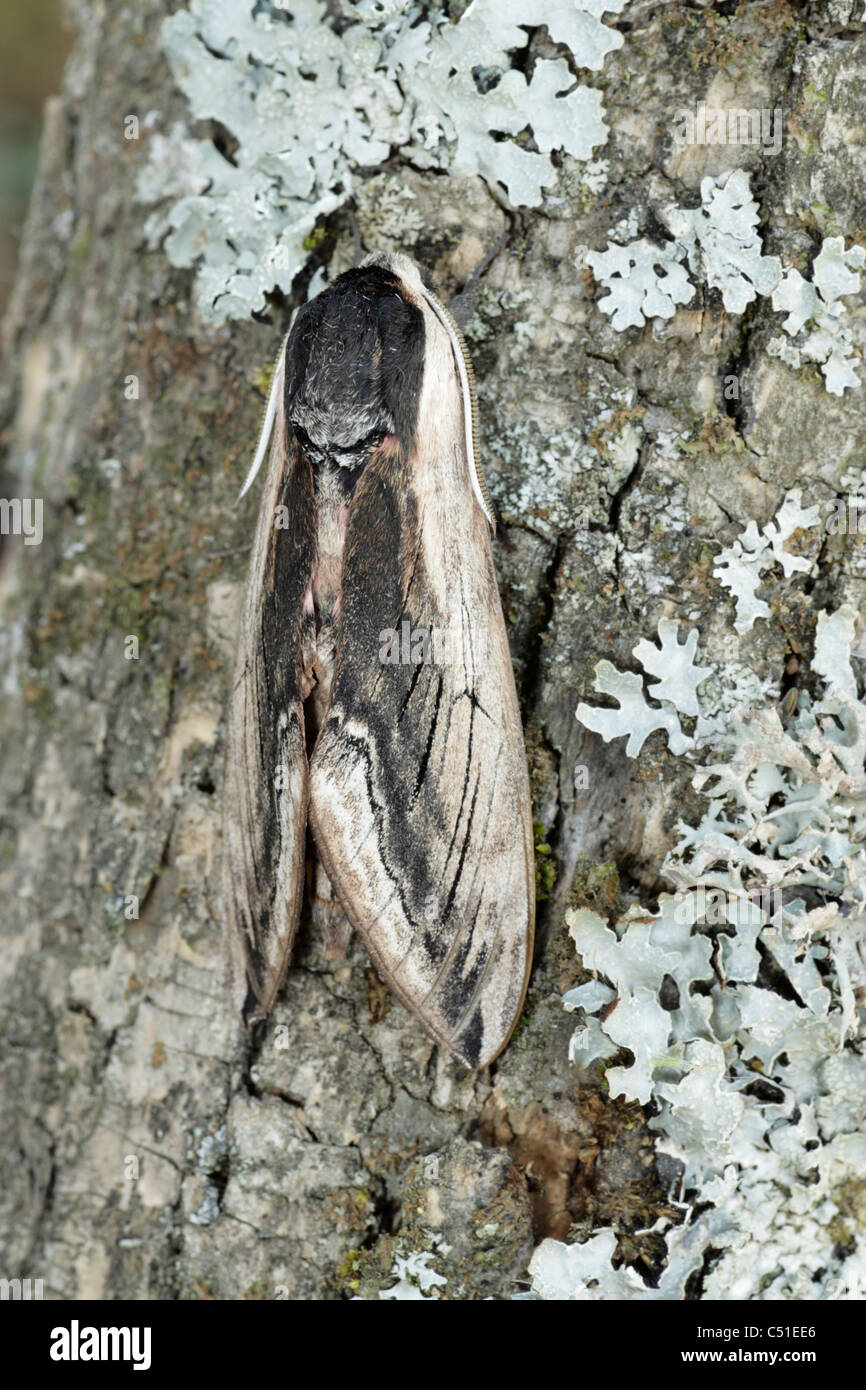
left=223, top=251, right=534, bottom=1069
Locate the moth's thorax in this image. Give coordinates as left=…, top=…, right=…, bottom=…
left=285, top=265, right=425, bottom=471
left=288, top=265, right=427, bottom=738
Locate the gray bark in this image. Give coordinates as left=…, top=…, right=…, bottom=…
left=1, top=0, right=865, bottom=1299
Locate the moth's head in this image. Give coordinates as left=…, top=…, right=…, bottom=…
left=285, top=262, right=426, bottom=475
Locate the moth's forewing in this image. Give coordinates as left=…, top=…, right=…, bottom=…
left=309, top=254, right=535, bottom=1069
left=223, top=372, right=316, bottom=1023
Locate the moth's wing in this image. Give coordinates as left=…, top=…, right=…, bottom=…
left=223, top=352, right=316, bottom=1023
left=309, top=279, right=535, bottom=1068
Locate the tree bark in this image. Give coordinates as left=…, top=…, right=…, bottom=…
left=2, top=0, right=865, bottom=1299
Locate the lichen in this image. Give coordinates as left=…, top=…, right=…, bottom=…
left=588, top=171, right=865, bottom=397
left=663, top=168, right=782, bottom=316
left=713, top=489, right=823, bottom=635
left=587, top=238, right=693, bottom=331
left=588, top=169, right=782, bottom=330
left=139, top=0, right=626, bottom=322
left=534, top=491, right=866, bottom=1299
left=576, top=617, right=710, bottom=758
left=768, top=236, right=866, bottom=395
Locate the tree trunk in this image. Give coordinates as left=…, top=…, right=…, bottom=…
left=2, top=0, right=864, bottom=1300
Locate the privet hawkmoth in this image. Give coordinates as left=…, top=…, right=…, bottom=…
left=223, top=252, right=534, bottom=1069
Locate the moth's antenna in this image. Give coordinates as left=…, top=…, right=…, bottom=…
left=421, top=287, right=496, bottom=529
left=238, top=329, right=290, bottom=500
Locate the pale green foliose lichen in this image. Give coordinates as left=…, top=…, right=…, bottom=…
left=138, top=0, right=626, bottom=322
left=663, top=168, right=783, bottom=316
left=586, top=238, right=693, bottom=331
left=538, top=497, right=866, bottom=1300
left=588, top=171, right=865, bottom=396
left=587, top=169, right=781, bottom=329
left=379, top=1246, right=448, bottom=1300
left=713, top=489, right=823, bottom=635
left=768, top=236, right=866, bottom=395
